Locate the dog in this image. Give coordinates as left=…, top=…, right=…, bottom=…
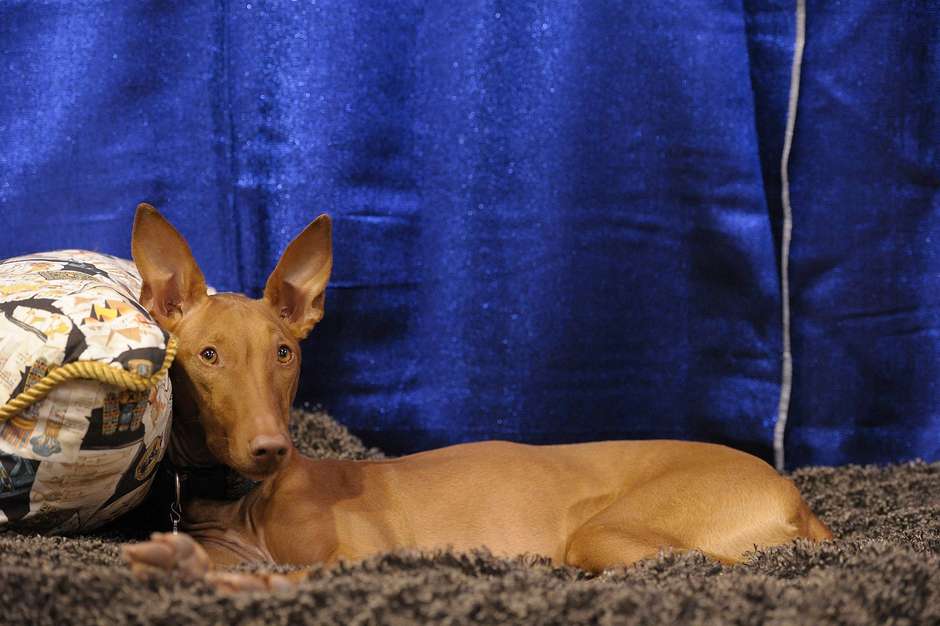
left=123, top=203, right=831, bottom=592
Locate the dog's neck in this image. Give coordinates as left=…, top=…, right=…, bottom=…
left=168, top=411, right=218, bottom=469
left=167, top=367, right=219, bottom=469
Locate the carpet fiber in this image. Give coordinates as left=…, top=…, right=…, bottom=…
left=1, top=410, right=937, bottom=625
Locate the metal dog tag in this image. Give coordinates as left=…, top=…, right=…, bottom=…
left=169, top=471, right=183, bottom=534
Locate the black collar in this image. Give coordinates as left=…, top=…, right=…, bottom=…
left=155, top=459, right=231, bottom=531
left=161, top=460, right=231, bottom=501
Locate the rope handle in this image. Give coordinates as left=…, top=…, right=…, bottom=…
left=0, top=334, right=178, bottom=423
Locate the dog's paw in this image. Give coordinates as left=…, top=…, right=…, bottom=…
left=208, top=569, right=308, bottom=594
left=122, top=532, right=211, bottom=582
left=203, top=571, right=296, bottom=594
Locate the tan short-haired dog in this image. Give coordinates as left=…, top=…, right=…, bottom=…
left=124, top=204, right=830, bottom=592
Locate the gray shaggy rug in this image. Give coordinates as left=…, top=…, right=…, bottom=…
left=0, top=409, right=937, bottom=625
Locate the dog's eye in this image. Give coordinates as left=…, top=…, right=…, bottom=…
left=277, top=345, right=293, bottom=363
left=199, top=347, right=218, bottom=364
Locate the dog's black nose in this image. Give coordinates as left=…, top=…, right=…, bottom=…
left=250, top=434, right=289, bottom=460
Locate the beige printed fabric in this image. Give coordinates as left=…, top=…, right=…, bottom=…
left=0, top=250, right=172, bottom=532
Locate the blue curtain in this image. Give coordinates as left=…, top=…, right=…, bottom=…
left=1, top=1, right=937, bottom=468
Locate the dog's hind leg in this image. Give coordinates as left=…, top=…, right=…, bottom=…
left=565, top=521, right=677, bottom=572
left=564, top=459, right=827, bottom=572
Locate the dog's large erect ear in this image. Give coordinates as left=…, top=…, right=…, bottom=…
left=131, top=203, right=208, bottom=330
left=263, top=214, right=333, bottom=340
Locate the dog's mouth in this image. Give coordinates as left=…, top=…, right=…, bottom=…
left=206, top=436, right=290, bottom=482
left=234, top=454, right=290, bottom=482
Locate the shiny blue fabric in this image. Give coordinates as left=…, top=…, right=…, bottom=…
left=0, top=2, right=937, bottom=467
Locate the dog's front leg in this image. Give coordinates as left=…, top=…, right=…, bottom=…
left=123, top=532, right=211, bottom=581
left=122, top=532, right=305, bottom=593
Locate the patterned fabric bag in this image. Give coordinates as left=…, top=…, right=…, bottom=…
left=0, top=250, right=174, bottom=532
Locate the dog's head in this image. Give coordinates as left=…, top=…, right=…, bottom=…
left=131, top=203, right=332, bottom=480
